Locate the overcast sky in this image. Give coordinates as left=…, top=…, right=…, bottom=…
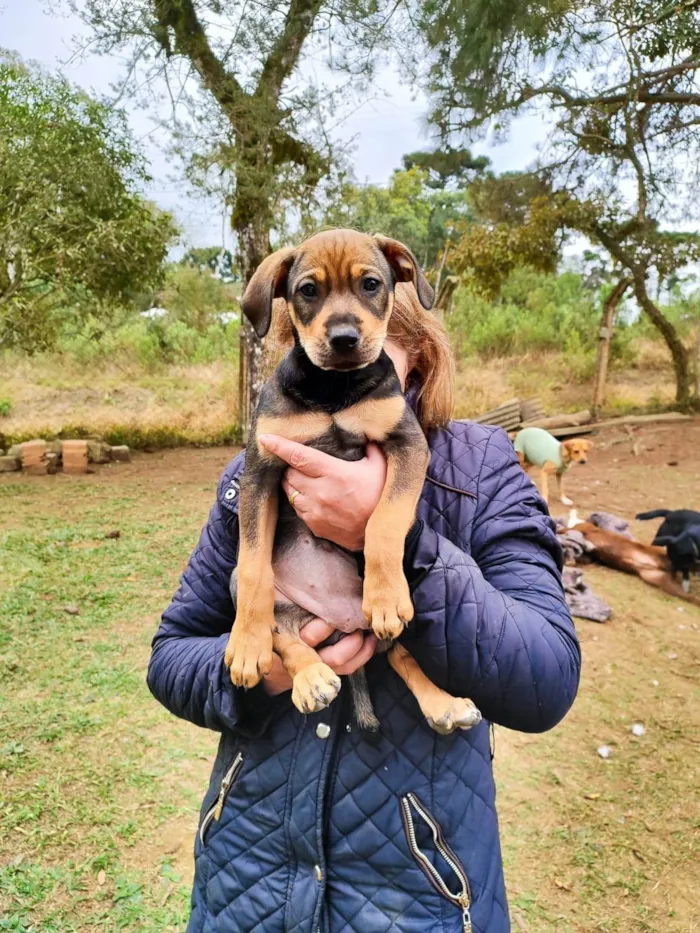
left=1, top=0, right=547, bottom=251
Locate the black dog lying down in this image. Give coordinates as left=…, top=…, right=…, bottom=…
left=636, top=509, right=700, bottom=593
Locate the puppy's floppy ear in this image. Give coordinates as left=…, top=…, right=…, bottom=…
left=583, top=440, right=594, bottom=450
left=241, top=247, right=295, bottom=338
left=373, top=234, right=434, bottom=310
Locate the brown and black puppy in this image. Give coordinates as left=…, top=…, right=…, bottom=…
left=224, top=229, right=481, bottom=734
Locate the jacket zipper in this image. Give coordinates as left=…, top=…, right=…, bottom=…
left=199, top=752, right=244, bottom=845
left=400, top=793, right=472, bottom=933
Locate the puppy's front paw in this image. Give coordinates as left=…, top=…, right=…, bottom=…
left=292, top=663, right=341, bottom=714
left=560, top=495, right=574, bottom=507
left=225, top=627, right=274, bottom=688
left=363, top=572, right=413, bottom=641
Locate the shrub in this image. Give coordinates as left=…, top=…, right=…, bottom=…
left=447, top=268, right=636, bottom=379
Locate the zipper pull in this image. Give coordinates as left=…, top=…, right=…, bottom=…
left=213, top=784, right=227, bottom=822
left=459, top=894, right=472, bottom=933
left=213, top=769, right=235, bottom=821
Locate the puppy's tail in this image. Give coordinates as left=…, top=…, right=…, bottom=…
left=636, top=509, right=670, bottom=521
left=348, top=668, right=380, bottom=733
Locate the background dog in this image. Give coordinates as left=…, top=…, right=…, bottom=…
left=566, top=519, right=700, bottom=607
left=636, top=508, right=700, bottom=592
left=513, top=426, right=592, bottom=506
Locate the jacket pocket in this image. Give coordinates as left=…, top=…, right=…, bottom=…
left=400, top=792, right=473, bottom=933
left=199, top=752, right=244, bottom=846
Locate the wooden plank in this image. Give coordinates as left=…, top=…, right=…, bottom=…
left=520, top=397, right=545, bottom=421
left=593, top=412, right=691, bottom=427
left=548, top=424, right=597, bottom=438
left=507, top=424, right=597, bottom=439
left=474, top=402, right=522, bottom=423
left=522, top=410, right=592, bottom=430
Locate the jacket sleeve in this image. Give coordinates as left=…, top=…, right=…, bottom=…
left=400, top=428, right=581, bottom=733
left=147, top=462, right=278, bottom=734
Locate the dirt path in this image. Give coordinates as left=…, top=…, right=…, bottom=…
left=1, top=423, right=698, bottom=932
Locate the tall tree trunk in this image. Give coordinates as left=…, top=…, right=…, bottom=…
left=236, top=213, right=270, bottom=443
left=591, top=277, right=631, bottom=420
left=631, top=269, right=691, bottom=408
left=434, top=244, right=449, bottom=300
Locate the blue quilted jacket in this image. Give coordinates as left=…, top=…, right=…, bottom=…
left=149, top=422, right=580, bottom=933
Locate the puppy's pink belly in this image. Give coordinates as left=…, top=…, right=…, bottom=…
left=273, top=533, right=367, bottom=633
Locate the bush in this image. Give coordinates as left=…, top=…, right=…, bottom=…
left=58, top=313, right=240, bottom=371
left=448, top=268, right=636, bottom=377
left=160, top=265, right=240, bottom=333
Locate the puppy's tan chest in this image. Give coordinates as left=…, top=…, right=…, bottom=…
left=256, top=395, right=405, bottom=453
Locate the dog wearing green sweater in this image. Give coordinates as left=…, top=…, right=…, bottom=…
left=513, top=426, right=593, bottom=507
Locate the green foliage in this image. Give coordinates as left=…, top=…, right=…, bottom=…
left=402, top=147, right=489, bottom=189
left=0, top=54, right=178, bottom=353
left=161, top=265, right=239, bottom=333
left=59, top=312, right=239, bottom=371
left=452, top=187, right=567, bottom=297
left=0, top=397, right=12, bottom=417
left=317, top=167, right=475, bottom=270
left=448, top=269, right=633, bottom=377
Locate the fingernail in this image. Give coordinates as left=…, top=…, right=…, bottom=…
left=258, top=434, right=272, bottom=446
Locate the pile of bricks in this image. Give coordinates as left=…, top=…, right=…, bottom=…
left=0, top=439, right=131, bottom=475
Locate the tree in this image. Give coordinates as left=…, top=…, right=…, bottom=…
left=0, top=54, right=177, bottom=352
left=418, top=0, right=700, bottom=406
left=74, top=0, right=425, bottom=436
left=451, top=175, right=565, bottom=298
left=402, top=146, right=489, bottom=189
left=317, top=165, right=480, bottom=274
left=181, top=247, right=237, bottom=281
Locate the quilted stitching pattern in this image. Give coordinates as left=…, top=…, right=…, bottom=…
left=149, top=422, right=581, bottom=933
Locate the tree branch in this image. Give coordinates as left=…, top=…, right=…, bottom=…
left=524, top=84, right=700, bottom=109
left=153, top=0, right=246, bottom=119
left=256, top=0, right=325, bottom=101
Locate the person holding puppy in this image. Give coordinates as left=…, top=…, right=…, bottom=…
left=149, top=282, right=580, bottom=933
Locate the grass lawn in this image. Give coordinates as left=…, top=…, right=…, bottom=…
left=1, top=429, right=698, bottom=932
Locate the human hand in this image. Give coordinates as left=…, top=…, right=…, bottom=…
left=263, top=619, right=377, bottom=696
left=258, top=434, right=386, bottom=551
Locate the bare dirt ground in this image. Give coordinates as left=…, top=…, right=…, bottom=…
left=1, top=422, right=698, bottom=932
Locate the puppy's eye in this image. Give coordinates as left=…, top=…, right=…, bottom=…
left=363, top=277, right=380, bottom=293
left=299, top=282, right=317, bottom=299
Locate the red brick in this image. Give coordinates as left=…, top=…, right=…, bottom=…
left=62, top=440, right=89, bottom=475
left=21, top=440, right=48, bottom=475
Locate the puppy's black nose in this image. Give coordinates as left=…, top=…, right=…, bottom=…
left=580, top=458, right=587, bottom=465
left=329, top=325, right=360, bottom=353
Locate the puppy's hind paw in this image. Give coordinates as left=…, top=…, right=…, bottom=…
left=292, top=663, right=341, bottom=715
left=424, top=697, right=482, bottom=736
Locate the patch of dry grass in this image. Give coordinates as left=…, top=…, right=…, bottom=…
left=0, top=338, right=680, bottom=447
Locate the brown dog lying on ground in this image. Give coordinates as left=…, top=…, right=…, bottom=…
left=569, top=519, right=700, bottom=607
left=224, top=229, right=482, bottom=734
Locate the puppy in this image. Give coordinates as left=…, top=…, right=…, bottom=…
left=513, top=426, right=592, bottom=506
left=224, top=229, right=481, bottom=735
left=636, top=509, right=700, bottom=592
